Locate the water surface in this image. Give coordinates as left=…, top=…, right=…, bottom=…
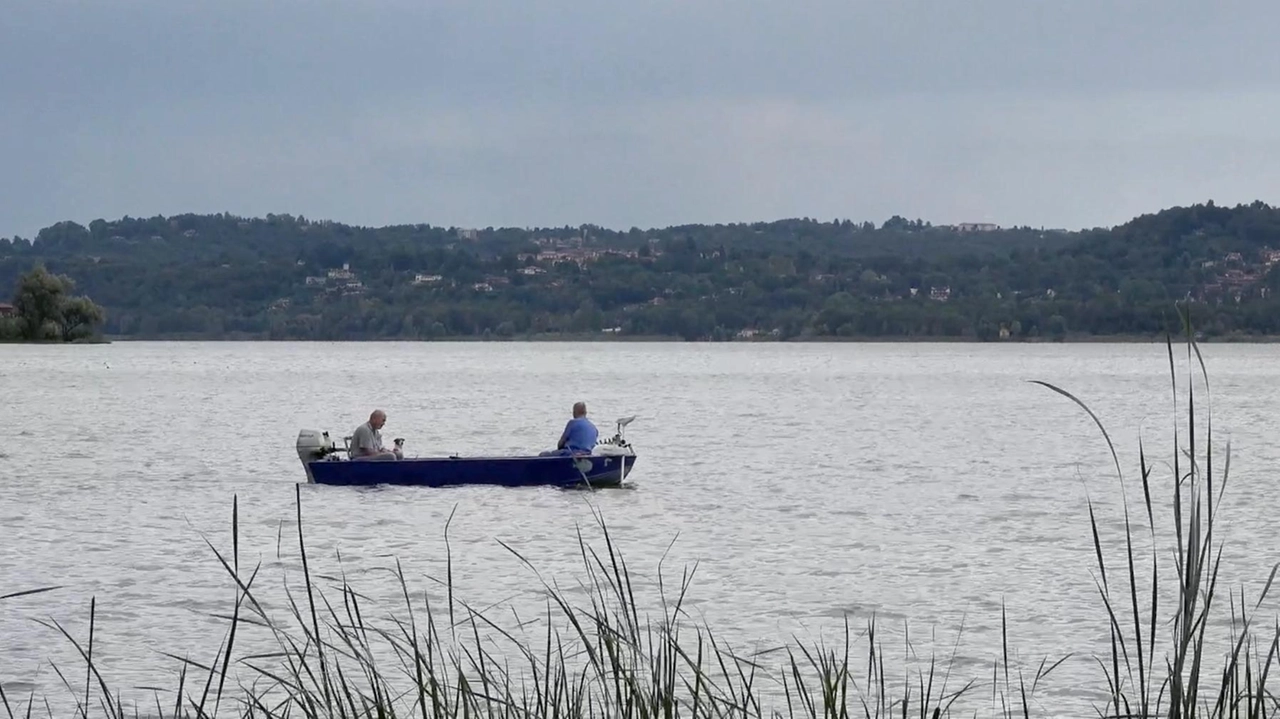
left=2, top=341, right=1278, bottom=716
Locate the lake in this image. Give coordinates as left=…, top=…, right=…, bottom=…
left=2, top=341, right=1278, bottom=717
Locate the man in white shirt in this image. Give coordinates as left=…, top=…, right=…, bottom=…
left=350, top=409, right=402, bottom=460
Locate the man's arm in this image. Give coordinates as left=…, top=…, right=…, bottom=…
left=556, top=421, right=571, bottom=450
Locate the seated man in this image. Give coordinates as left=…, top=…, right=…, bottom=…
left=350, top=409, right=401, bottom=460
left=541, top=401, right=599, bottom=456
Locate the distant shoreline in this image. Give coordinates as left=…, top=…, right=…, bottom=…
left=0, top=338, right=111, bottom=345
left=91, top=332, right=1280, bottom=344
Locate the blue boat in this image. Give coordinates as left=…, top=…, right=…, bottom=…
left=294, top=416, right=639, bottom=489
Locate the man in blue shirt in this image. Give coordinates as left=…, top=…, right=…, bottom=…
left=544, top=401, right=598, bottom=456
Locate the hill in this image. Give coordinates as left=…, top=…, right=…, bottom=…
left=2, top=201, right=1279, bottom=341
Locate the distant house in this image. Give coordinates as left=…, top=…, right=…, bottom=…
left=0, top=303, right=15, bottom=318
left=1221, top=269, right=1261, bottom=287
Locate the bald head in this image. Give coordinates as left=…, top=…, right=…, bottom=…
left=369, top=409, right=386, bottom=429
left=572, top=402, right=587, bottom=418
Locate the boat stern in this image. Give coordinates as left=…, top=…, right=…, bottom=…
left=296, top=429, right=339, bottom=483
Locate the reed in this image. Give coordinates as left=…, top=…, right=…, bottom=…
left=1029, top=303, right=1280, bottom=718
left=0, top=491, right=1051, bottom=718
left=3, top=305, right=1278, bottom=718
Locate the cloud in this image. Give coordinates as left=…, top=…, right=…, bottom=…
left=3, top=0, right=1280, bottom=238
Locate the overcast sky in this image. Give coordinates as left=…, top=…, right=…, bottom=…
left=3, top=0, right=1279, bottom=239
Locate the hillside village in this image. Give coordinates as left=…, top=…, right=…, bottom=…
left=1197, top=248, right=1280, bottom=302
left=291, top=236, right=1280, bottom=318
left=6, top=202, right=1280, bottom=340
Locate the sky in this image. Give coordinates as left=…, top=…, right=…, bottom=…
left=3, top=0, right=1280, bottom=239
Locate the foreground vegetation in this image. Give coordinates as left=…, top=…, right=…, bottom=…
left=2, top=315, right=1278, bottom=718
left=5, top=202, right=1280, bottom=340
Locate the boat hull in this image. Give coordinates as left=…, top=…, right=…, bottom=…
left=305, top=453, right=637, bottom=488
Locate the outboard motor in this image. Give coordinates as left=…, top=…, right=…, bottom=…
left=296, top=429, right=338, bottom=483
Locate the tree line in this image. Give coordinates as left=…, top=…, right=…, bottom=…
left=2, top=201, right=1280, bottom=341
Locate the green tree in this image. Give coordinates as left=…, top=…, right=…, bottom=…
left=13, top=265, right=67, bottom=340
left=59, top=296, right=106, bottom=342
left=10, top=265, right=107, bottom=342
left=570, top=300, right=604, bottom=333
left=1047, top=314, right=1068, bottom=341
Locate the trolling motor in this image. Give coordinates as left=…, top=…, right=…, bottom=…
left=592, top=415, right=637, bottom=457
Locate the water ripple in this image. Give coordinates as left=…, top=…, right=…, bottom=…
left=1, top=342, right=1278, bottom=716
